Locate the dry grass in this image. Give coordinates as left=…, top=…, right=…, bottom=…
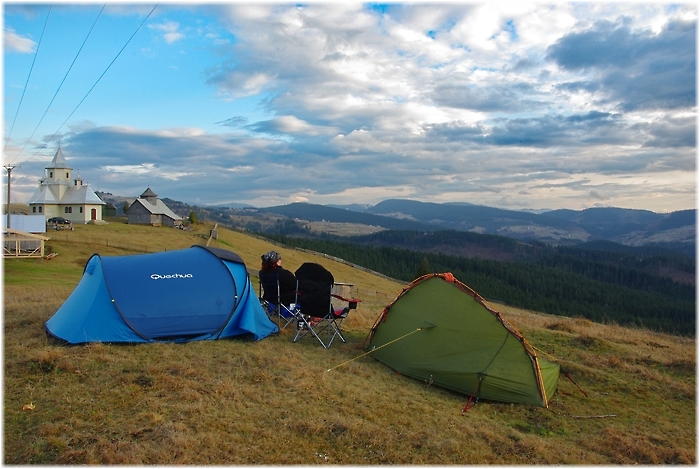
left=4, top=220, right=696, bottom=464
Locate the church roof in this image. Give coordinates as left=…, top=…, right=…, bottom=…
left=60, top=186, right=106, bottom=205
left=46, top=147, right=72, bottom=170
left=27, top=184, right=106, bottom=205
left=28, top=148, right=105, bottom=207
left=27, top=186, right=59, bottom=204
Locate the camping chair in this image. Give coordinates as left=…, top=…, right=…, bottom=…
left=292, top=263, right=361, bottom=348
left=259, top=270, right=298, bottom=329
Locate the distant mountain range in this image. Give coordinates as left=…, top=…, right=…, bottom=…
left=96, top=192, right=695, bottom=258
left=259, top=199, right=695, bottom=256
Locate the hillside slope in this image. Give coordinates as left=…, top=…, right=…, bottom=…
left=3, top=219, right=695, bottom=464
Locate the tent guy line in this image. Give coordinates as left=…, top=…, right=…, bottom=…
left=326, top=326, right=423, bottom=372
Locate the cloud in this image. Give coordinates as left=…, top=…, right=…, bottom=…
left=640, top=114, right=697, bottom=148
left=4, top=27, right=36, bottom=53
left=149, top=21, right=185, bottom=44
left=217, top=116, right=248, bottom=127
left=546, top=19, right=696, bottom=111
left=431, top=82, right=548, bottom=113
left=247, top=116, right=340, bottom=136
left=589, top=190, right=610, bottom=201
left=7, top=3, right=696, bottom=213
left=425, top=111, right=630, bottom=148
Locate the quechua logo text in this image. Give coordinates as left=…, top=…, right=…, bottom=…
left=150, top=273, right=194, bottom=280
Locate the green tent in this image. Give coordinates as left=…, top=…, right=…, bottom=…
left=364, top=273, right=560, bottom=407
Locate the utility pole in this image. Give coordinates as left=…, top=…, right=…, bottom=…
left=5, top=165, right=15, bottom=230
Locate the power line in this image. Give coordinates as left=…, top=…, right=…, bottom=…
left=41, top=5, right=159, bottom=150
left=10, top=5, right=106, bottom=165
left=26, top=4, right=159, bottom=163
left=3, top=5, right=52, bottom=154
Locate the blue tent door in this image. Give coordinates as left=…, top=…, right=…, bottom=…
left=102, top=248, right=237, bottom=340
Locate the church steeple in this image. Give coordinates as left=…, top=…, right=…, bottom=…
left=46, top=146, right=73, bottom=182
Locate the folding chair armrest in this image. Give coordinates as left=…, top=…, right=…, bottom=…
left=331, top=294, right=361, bottom=309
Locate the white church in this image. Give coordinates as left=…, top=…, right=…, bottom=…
left=27, top=147, right=106, bottom=224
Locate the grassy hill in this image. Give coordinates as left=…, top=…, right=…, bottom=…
left=4, top=219, right=695, bottom=464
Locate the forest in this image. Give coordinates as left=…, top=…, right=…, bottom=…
left=262, top=230, right=696, bottom=336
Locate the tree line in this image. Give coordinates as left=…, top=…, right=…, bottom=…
left=263, top=232, right=695, bottom=336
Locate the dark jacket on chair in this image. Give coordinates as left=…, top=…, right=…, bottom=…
left=260, top=266, right=297, bottom=305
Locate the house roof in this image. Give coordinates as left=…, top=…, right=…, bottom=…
left=140, top=187, right=158, bottom=198
left=131, top=198, right=183, bottom=220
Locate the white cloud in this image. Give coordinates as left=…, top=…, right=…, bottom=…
left=103, top=163, right=157, bottom=175
left=150, top=21, right=185, bottom=44
left=4, top=27, right=35, bottom=53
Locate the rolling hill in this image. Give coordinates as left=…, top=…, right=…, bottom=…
left=97, top=192, right=695, bottom=257
left=3, top=219, right=695, bottom=464
left=261, top=199, right=696, bottom=256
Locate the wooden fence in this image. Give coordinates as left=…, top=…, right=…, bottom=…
left=46, top=233, right=157, bottom=254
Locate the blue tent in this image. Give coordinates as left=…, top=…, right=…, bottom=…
left=45, top=246, right=278, bottom=344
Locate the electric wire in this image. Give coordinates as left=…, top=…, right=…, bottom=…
left=26, top=4, right=159, bottom=162
left=10, top=5, right=106, bottom=164
left=4, top=5, right=52, bottom=155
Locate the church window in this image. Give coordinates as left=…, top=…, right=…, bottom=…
left=80, top=207, right=83, bottom=213
left=39, top=206, right=42, bottom=213
left=32, top=207, right=36, bottom=213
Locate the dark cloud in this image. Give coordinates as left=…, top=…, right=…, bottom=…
left=547, top=19, right=696, bottom=111
left=565, top=110, right=616, bottom=123
left=640, top=115, right=697, bottom=148
left=431, top=82, right=547, bottom=112
left=427, top=111, right=630, bottom=148
left=589, top=190, right=610, bottom=201
left=217, top=116, right=248, bottom=127
left=555, top=80, right=600, bottom=94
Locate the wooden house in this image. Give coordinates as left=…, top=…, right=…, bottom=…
left=126, top=188, right=183, bottom=227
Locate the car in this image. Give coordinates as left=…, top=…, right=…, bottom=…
left=47, top=217, right=72, bottom=225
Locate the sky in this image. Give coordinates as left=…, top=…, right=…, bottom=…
left=3, top=2, right=697, bottom=213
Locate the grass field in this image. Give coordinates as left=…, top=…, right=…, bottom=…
left=4, top=219, right=696, bottom=464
